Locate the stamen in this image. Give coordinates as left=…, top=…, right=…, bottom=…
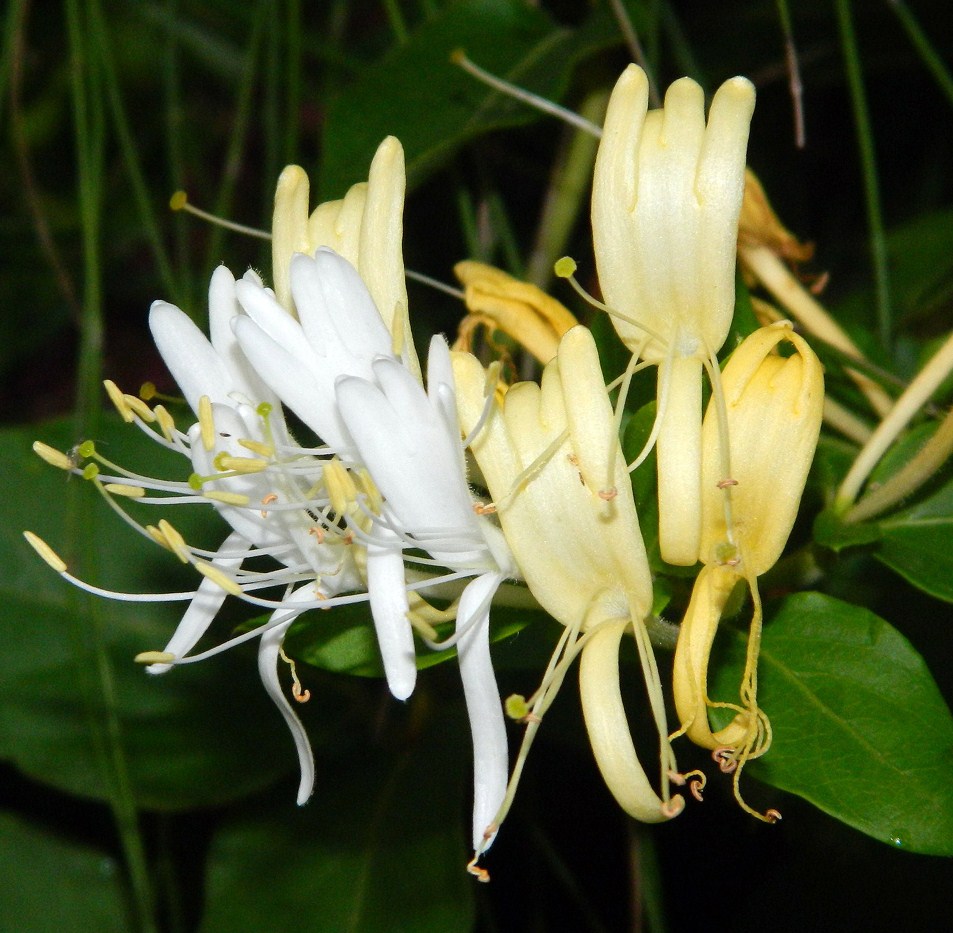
left=104, top=379, right=134, bottom=422
left=169, top=189, right=272, bottom=240
left=238, top=437, right=275, bottom=458
left=466, top=855, right=491, bottom=883
left=122, top=393, right=156, bottom=423
left=103, top=483, right=146, bottom=498
left=135, top=650, right=176, bottom=665
left=260, top=493, right=278, bottom=517
left=279, top=645, right=312, bottom=703
left=451, top=50, right=603, bottom=138
left=198, top=396, right=215, bottom=452
left=23, top=531, right=68, bottom=573
left=153, top=405, right=177, bottom=442
left=205, top=490, right=252, bottom=506
left=194, top=560, right=243, bottom=596
left=32, top=441, right=75, bottom=471
left=158, top=519, right=191, bottom=563
left=212, top=453, right=268, bottom=474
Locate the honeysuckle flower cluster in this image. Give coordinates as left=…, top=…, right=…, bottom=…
left=27, top=64, right=827, bottom=876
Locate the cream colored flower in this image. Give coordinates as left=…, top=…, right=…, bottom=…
left=271, top=136, right=420, bottom=379
left=673, top=322, right=823, bottom=818
left=454, top=325, right=683, bottom=871
left=592, top=65, right=755, bottom=565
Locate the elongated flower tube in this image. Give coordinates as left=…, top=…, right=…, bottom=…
left=336, top=334, right=519, bottom=855
left=271, top=136, right=420, bottom=379
left=673, top=321, right=823, bottom=817
left=592, top=64, right=755, bottom=565
left=454, top=326, right=683, bottom=870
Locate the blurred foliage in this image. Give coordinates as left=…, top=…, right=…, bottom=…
left=2, top=0, right=952, bottom=930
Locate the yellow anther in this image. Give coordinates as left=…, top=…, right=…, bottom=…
left=194, top=560, right=243, bottom=596
left=324, top=459, right=357, bottom=516
left=104, top=379, right=134, bottom=422
left=204, top=490, right=251, bottom=506
left=32, top=441, right=74, bottom=471
left=145, top=524, right=171, bottom=550
left=157, top=519, right=190, bottom=563
left=212, top=454, right=268, bottom=474
left=198, top=395, right=215, bottom=451
left=237, top=438, right=275, bottom=458
left=135, top=650, right=177, bottom=664
left=122, top=394, right=156, bottom=423
left=357, top=469, right=382, bottom=514
left=103, top=483, right=146, bottom=498
left=23, top=531, right=67, bottom=573
left=153, top=405, right=176, bottom=441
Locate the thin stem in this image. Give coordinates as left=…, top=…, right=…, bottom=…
left=66, top=3, right=157, bottom=930
left=835, top=0, right=892, bottom=348
left=886, top=0, right=953, bottom=111
left=608, top=0, right=660, bottom=107
left=775, top=0, right=805, bottom=147
left=381, top=0, right=408, bottom=44
left=284, top=0, right=302, bottom=164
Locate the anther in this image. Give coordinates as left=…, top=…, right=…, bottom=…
left=212, top=453, right=268, bottom=474
left=239, top=438, right=275, bottom=458
left=153, top=405, right=176, bottom=441
left=199, top=396, right=215, bottom=452
left=660, top=795, right=686, bottom=819
left=260, top=493, right=278, bottom=517
left=205, top=490, right=251, bottom=506
left=194, top=560, right=243, bottom=596
left=473, top=502, right=497, bottom=515
left=104, top=380, right=134, bottom=422
left=158, top=519, right=190, bottom=563
left=134, top=650, right=176, bottom=665
left=308, top=526, right=326, bottom=543
left=716, top=477, right=738, bottom=489
left=764, top=808, right=783, bottom=823
left=32, top=441, right=74, bottom=471
left=598, top=487, right=618, bottom=501
left=23, top=531, right=68, bottom=573
left=103, top=483, right=146, bottom=498
left=123, top=394, right=156, bottom=423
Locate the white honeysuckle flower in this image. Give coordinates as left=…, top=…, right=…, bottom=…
left=272, top=136, right=420, bottom=379
left=27, top=264, right=373, bottom=807
left=592, top=64, right=755, bottom=566
left=452, top=326, right=685, bottom=872
left=335, top=334, right=519, bottom=854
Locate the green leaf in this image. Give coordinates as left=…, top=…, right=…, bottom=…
left=0, top=811, right=128, bottom=932
left=814, top=423, right=953, bottom=601
left=200, top=710, right=474, bottom=933
left=0, top=417, right=301, bottom=809
left=318, top=0, right=622, bottom=197
left=711, top=592, right=953, bottom=855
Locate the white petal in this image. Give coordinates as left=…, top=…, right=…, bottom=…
left=455, top=572, right=508, bottom=851
left=149, top=302, right=233, bottom=414
left=366, top=525, right=417, bottom=700
left=258, top=616, right=315, bottom=806
left=146, top=530, right=247, bottom=673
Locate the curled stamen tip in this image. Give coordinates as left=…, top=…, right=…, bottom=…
left=23, top=531, right=67, bottom=573
left=661, top=795, right=686, bottom=819
left=473, top=501, right=497, bottom=515
left=554, top=256, right=577, bottom=278
left=135, top=650, right=176, bottom=665
left=598, top=486, right=618, bottom=501
left=292, top=687, right=311, bottom=704
left=690, top=781, right=705, bottom=803
left=713, top=747, right=739, bottom=774
left=764, top=808, right=782, bottom=824
left=466, top=856, right=491, bottom=883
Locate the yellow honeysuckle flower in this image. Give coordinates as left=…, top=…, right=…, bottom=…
left=271, top=136, right=420, bottom=379
left=454, top=325, right=684, bottom=868
left=453, top=260, right=579, bottom=365
left=591, top=64, right=755, bottom=566
left=673, top=321, right=824, bottom=819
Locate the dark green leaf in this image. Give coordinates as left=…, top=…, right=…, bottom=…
left=0, top=417, right=300, bottom=809
left=318, top=0, right=623, bottom=197
left=711, top=592, right=953, bottom=855
left=200, top=710, right=474, bottom=933
left=0, top=811, right=128, bottom=932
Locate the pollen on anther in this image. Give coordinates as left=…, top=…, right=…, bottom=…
left=260, top=492, right=278, bottom=517
left=598, top=486, right=618, bottom=501
left=104, top=380, right=134, bottom=422
left=32, top=441, right=74, bottom=471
